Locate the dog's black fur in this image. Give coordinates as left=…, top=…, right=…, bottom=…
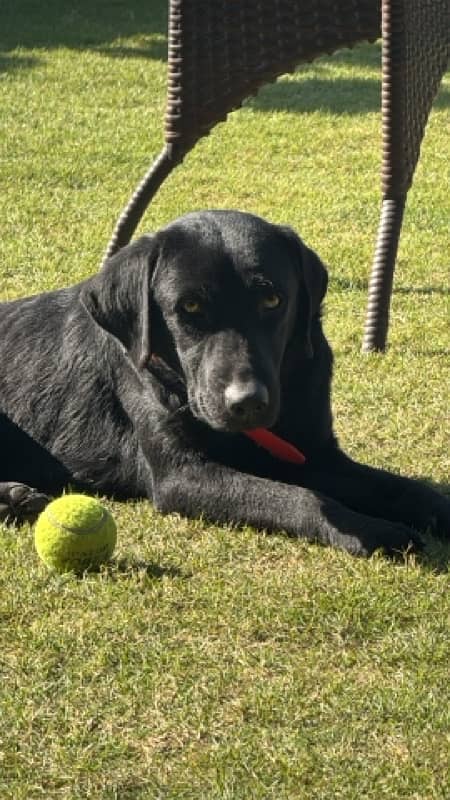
left=1, top=210, right=449, bottom=556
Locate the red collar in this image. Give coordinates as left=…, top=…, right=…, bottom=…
left=244, top=428, right=306, bottom=464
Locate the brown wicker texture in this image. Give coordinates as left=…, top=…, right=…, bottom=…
left=104, top=0, right=449, bottom=352
left=165, top=0, right=380, bottom=149
left=363, top=0, right=450, bottom=350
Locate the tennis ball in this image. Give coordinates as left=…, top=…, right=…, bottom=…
left=35, top=494, right=117, bottom=574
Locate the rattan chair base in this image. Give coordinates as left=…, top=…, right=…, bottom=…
left=104, top=0, right=449, bottom=351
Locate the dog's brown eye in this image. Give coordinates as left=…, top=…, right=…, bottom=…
left=261, top=293, right=281, bottom=310
left=182, top=300, right=202, bottom=314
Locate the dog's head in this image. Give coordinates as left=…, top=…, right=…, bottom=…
left=82, top=210, right=328, bottom=433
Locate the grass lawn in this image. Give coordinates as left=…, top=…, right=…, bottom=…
left=1, top=2, right=449, bottom=798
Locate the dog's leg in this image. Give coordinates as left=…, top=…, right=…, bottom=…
left=0, top=414, right=55, bottom=523
left=0, top=482, right=49, bottom=524
left=0, top=413, right=70, bottom=520
left=301, top=449, right=450, bottom=539
left=150, top=455, right=422, bottom=558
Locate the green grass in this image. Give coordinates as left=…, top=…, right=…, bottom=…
left=1, top=2, right=449, bottom=798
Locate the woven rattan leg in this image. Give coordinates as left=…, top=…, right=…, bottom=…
left=101, top=145, right=182, bottom=267
left=362, top=197, right=406, bottom=352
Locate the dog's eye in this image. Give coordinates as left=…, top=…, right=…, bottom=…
left=261, top=292, right=281, bottom=311
left=182, top=300, right=203, bottom=314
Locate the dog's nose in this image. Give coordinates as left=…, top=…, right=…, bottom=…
left=224, top=380, right=270, bottom=424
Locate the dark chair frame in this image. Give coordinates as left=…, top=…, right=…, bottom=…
left=103, top=1, right=449, bottom=351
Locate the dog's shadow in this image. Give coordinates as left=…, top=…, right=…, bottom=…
left=413, top=479, right=450, bottom=573
left=104, top=557, right=191, bottom=582
left=418, top=537, right=450, bottom=574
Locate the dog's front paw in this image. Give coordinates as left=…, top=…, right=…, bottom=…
left=366, top=519, right=423, bottom=558
left=330, top=516, right=423, bottom=559
left=0, top=482, right=49, bottom=524
left=324, top=503, right=423, bottom=558
left=393, top=485, right=450, bottom=539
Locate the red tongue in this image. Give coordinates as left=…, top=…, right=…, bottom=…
left=244, top=428, right=306, bottom=465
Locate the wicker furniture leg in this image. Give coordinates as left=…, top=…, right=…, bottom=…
left=363, top=0, right=449, bottom=351
left=363, top=198, right=406, bottom=351
left=103, top=146, right=181, bottom=261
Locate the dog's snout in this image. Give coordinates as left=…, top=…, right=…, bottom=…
left=224, top=380, right=270, bottom=425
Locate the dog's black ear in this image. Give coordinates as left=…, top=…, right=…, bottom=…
left=80, top=235, right=160, bottom=367
left=279, top=226, right=328, bottom=358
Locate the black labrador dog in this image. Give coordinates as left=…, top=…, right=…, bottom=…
left=1, top=210, right=449, bottom=556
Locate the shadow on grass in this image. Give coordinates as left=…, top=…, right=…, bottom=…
left=0, top=0, right=168, bottom=68
left=249, top=71, right=449, bottom=115
left=418, top=537, right=450, bottom=574
left=250, top=75, right=382, bottom=115
left=3, top=8, right=448, bottom=117
left=331, top=277, right=450, bottom=355
left=106, top=557, right=191, bottom=581
left=331, top=277, right=449, bottom=297
left=1, top=6, right=378, bottom=68
left=0, top=53, right=42, bottom=73
left=243, top=40, right=449, bottom=114
left=414, top=480, right=450, bottom=574
left=106, top=540, right=449, bottom=578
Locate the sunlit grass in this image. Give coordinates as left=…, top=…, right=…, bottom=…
left=1, top=3, right=449, bottom=797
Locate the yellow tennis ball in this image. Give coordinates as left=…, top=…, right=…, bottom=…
left=35, top=494, right=117, bottom=574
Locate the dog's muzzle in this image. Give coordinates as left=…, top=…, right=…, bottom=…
left=223, top=379, right=271, bottom=429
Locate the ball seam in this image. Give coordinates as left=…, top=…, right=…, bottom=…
left=44, top=506, right=109, bottom=535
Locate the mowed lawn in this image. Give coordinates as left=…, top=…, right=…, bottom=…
left=1, top=2, right=449, bottom=798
